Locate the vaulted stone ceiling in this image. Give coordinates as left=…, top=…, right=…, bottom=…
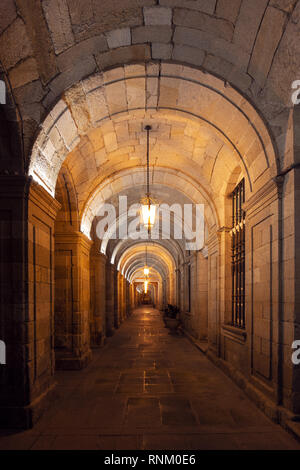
left=0, top=0, right=297, bottom=279
left=0, top=0, right=298, bottom=176
left=25, top=61, right=278, bottom=247
left=118, top=242, right=176, bottom=286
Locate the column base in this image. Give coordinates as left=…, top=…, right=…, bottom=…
left=0, top=382, right=57, bottom=429
left=91, top=337, right=105, bottom=349
left=106, top=328, right=115, bottom=337
left=55, top=349, right=92, bottom=370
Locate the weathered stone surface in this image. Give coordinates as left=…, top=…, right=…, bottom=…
left=95, top=45, right=151, bottom=70
left=13, top=80, right=44, bottom=120
left=204, top=54, right=252, bottom=91
left=265, top=1, right=300, bottom=110
left=173, top=26, right=250, bottom=71
left=215, top=0, right=242, bottom=23
left=233, top=0, right=269, bottom=54
left=44, top=58, right=97, bottom=110
left=9, top=58, right=40, bottom=89
left=159, top=0, right=217, bottom=15
left=85, top=87, right=109, bottom=124
left=106, top=28, right=131, bottom=49
left=269, top=0, right=298, bottom=12
left=144, top=6, right=172, bottom=25
left=172, top=44, right=205, bottom=66
left=0, top=0, right=17, bottom=34
left=124, top=63, right=146, bottom=78
left=105, top=80, right=128, bottom=115
left=56, top=36, right=108, bottom=72
left=126, top=77, right=146, bottom=108
left=66, top=0, right=94, bottom=29
left=42, top=0, right=75, bottom=54
left=55, top=108, right=79, bottom=149
left=146, top=76, right=159, bottom=108
left=67, top=0, right=155, bottom=41
left=0, top=18, right=33, bottom=70
left=173, top=8, right=234, bottom=41
left=152, top=43, right=173, bottom=60
left=248, top=6, right=286, bottom=88
left=16, top=0, right=58, bottom=84
left=64, top=85, right=91, bottom=135
left=132, top=25, right=173, bottom=44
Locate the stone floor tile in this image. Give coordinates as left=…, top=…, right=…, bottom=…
left=0, top=307, right=299, bottom=450
left=125, top=397, right=161, bottom=426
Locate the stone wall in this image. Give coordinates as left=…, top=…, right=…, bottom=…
left=1, top=0, right=298, bottom=172
left=54, top=232, right=92, bottom=370
left=0, top=176, right=60, bottom=427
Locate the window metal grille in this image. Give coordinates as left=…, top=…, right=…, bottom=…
left=230, top=179, right=245, bottom=328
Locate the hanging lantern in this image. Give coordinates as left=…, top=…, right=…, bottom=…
left=141, top=201, right=156, bottom=230
left=144, top=267, right=150, bottom=276
left=140, top=125, right=157, bottom=232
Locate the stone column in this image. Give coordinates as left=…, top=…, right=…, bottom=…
left=122, top=278, right=126, bottom=318
left=0, top=176, right=60, bottom=428
left=90, top=247, right=107, bottom=347
left=113, top=268, right=119, bottom=329
left=130, top=282, right=135, bottom=311
left=292, top=166, right=300, bottom=413
left=55, top=231, right=92, bottom=370
left=118, top=272, right=126, bottom=324
left=105, top=262, right=115, bottom=337
left=126, top=280, right=131, bottom=317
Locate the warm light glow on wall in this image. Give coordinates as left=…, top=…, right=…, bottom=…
left=144, top=280, right=148, bottom=293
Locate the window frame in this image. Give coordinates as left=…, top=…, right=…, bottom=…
left=230, top=178, right=245, bottom=329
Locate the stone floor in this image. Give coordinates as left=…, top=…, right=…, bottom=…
left=0, top=307, right=299, bottom=450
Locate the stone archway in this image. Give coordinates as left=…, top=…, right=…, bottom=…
left=0, top=1, right=299, bottom=431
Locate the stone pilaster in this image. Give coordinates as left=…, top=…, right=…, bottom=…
left=243, top=178, right=282, bottom=405
left=113, top=268, right=119, bottom=329
left=206, top=231, right=220, bottom=356
left=196, top=250, right=208, bottom=341
left=90, top=247, right=107, bottom=347
left=105, top=262, right=115, bottom=337
left=0, top=176, right=60, bottom=428
left=55, top=231, right=92, bottom=370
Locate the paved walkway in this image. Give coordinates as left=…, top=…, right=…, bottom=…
left=0, top=307, right=299, bottom=450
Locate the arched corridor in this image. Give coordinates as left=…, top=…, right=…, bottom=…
left=0, top=0, right=300, bottom=452
left=0, top=307, right=299, bottom=450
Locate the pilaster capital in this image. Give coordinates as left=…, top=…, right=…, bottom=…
left=206, top=230, right=220, bottom=252
left=243, top=178, right=281, bottom=217
left=91, top=250, right=107, bottom=264
left=0, top=175, right=61, bottom=220
left=55, top=231, right=93, bottom=251
left=29, top=180, right=61, bottom=220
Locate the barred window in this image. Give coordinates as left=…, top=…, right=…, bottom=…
left=231, top=179, right=245, bottom=328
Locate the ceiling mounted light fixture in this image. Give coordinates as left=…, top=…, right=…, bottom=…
left=141, top=125, right=157, bottom=233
